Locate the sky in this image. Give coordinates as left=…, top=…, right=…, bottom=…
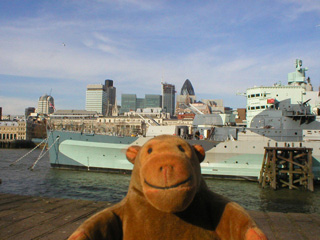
left=0, top=0, right=319, bottom=115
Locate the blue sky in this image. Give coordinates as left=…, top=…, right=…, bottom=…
left=0, top=0, right=319, bottom=115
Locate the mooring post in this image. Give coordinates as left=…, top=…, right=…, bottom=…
left=289, top=150, right=293, bottom=190
left=259, top=146, right=314, bottom=191
left=271, top=148, right=277, bottom=190
left=307, top=149, right=314, bottom=192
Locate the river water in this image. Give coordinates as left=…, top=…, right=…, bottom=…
left=0, top=148, right=319, bottom=214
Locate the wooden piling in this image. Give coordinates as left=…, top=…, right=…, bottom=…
left=259, top=146, right=314, bottom=191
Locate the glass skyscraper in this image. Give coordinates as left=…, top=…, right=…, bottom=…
left=136, top=98, right=145, bottom=109
left=105, top=80, right=116, bottom=116
left=162, top=83, right=175, bottom=117
left=120, top=94, right=162, bottom=114
left=175, top=79, right=196, bottom=116
left=145, top=94, right=162, bottom=108
left=121, top=94, right=137, bottom=114
left=180, top=79, right=195, bottom=95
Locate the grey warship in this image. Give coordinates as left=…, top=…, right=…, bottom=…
left=48, top=59, right=320, bottom=180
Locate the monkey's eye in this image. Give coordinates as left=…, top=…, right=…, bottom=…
left=147, top=148, right=153, bottom=154
left=178, top=145, right=185, bottom=152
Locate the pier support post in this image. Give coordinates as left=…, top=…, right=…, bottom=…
left=259, top=146, right=314, bottom=191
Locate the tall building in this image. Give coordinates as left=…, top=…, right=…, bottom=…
left=120, top=94, right=162, bottom=114
left=86, top=80, right=117, bottom=116
left=162, top=82, right=176, bottom=117
left=38, top=94, right=55, bottom=115
left=104, top=80, right=116, bottom=116
left=180, top=79, right=195, bottom=95
left=176, top=79, right=196, bottom=116
left=145, top=94, right=162, bottom=108
left=86, top=84, right=107, bottom=115
left=136, top=98, right=145, bottom=109
left=121, top=94, right=137, bottom=114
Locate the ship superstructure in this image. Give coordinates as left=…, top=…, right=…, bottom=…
left=246, top=59, right=318, bottom=127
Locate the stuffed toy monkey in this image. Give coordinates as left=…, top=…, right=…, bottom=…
left=69, top=135, right=267, bottom=240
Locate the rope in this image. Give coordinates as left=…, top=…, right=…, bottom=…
left=29, top=136, right=59, bottom=170
left=10, top=137, right=48, bottom=166
left=37, top=135, right=50, bottom=161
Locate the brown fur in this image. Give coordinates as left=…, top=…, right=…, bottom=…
left=69, top=135, right=267, bottom=240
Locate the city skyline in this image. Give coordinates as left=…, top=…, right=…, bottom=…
left=1, top=1, right=320, bottom=115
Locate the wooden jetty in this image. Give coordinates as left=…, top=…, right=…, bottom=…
left=0, top=193, right=319, bottom=240
left=259, top=146, right=314, bottom=191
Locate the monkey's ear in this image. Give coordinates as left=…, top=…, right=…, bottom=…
left=193, top=145, right=205, bottom=163
left=126, top=146, right=141, bottom=164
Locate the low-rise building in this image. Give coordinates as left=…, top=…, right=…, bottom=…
left=50, top=110, right=98, bottom=119
left=49, top=112, right=193, bottom=137
left=0, top=121, right=27, bottom=142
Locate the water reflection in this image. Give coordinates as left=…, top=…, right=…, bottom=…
left=1, top=149, right=319, bottom=214
left=258, top=188, right=319, bottom=213
left=42, top=169, right=131, bottom=202
left=205, top=178, right=319, bottom=213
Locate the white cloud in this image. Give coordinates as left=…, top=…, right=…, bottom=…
left=282, top=0, right=320, bottom=12
left=0, top=0, right=319, bottom=115
left=277, top=0, right=320, bottom=22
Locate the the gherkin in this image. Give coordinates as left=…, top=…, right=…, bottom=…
left=180, top=79, right=195, bottom=95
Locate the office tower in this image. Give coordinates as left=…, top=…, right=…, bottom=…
left=180, top=79, right=195, bottom=95
left=85, top=80, right=117, bottom=116
left=178, top=79, right=196, bottom=103
left=104, top=80, right=116, bottom=116
left=145, top=94, right=162, bottom=108
left=136, top=98, right=145, bottom=109
left=38, top=94, right=55, bottom=115
left=120, top=94, right=163, bottom=114
left=121, top=94, right=137, bottom=114
left=176, top=79, right=196, bottom=115
left=162, top=82, right=175, bottom=117
left=85, top=84, right=107, bottom=115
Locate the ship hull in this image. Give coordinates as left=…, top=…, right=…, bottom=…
left=47, top=130, right=320, bottom=181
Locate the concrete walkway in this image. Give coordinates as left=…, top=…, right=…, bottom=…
left=0, top=193, right=319, bottom=240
